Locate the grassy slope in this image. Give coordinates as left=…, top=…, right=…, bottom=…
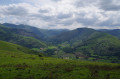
left=0, top=41, right=120, bottom=79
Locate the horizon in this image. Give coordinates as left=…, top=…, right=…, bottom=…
left=0, top=0, right=120, bottom=29
left=1, top=23, right=120, bottom=30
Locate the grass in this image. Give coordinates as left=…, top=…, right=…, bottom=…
left=0, top=40, right=120, bottom=79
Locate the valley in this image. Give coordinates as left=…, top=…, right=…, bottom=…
left=0, top=23, right=120, bottom=79
left=0, top=23, right=120, bottom=63
left=0, top=40, right=120, bottom=79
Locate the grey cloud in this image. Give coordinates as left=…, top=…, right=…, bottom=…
left=76, top=16, right=97, bottom=26
left=99, top=0, right=120, bottom=11
left=75, top=0, right=98, bottom=7
left=31, top=14, right=55, bottom=21
left=98, top=19, right=113, bottom=26
left=76, top=12, right=120, bottom=27
left=98, top=19, right=120, bottom=27
left=40, top=15, right=53, bottom=21
left=62, top=20, right=74, bottom=26
left=76, top=12, right=98, bottom=26
left=48, top=24, right=57, bottom=27
left=2, top=5, right=28, bottom=16
left=39, top=9, right=49, bottom=13
left=51, top=0, right=61, bottom=2
left=57, top=13, right=72, bottom=19
left=57, top=19, right=74, bottom=26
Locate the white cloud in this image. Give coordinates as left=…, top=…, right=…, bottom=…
left=0, top=0, right=120, bottom=29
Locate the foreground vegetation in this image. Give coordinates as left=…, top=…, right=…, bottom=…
left=0, top=41, right=120, bottom=79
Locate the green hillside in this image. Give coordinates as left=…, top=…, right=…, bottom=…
left=0, top=40, right=37, bottom=54
left=74, top=33, right=120, bottom=62
left=0, top=24, right=46, bottom=48
left=0, top=40, right=120, bottom=79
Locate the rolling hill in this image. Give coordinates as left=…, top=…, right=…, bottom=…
left=51, top=28, right=106, bottom=44
left=0, top=40, right=120, bottom=79
left=74, top=33, right=120, bottom=62
left=51, top=28, right=120, bottom=44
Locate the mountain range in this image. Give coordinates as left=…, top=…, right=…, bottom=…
left=99, top=29, right=120, bottom=38
left=0, top=24, right=46, bottom=48
left=0, top=23, right=120, bottom=62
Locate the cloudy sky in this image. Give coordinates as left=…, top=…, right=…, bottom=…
left=0, top=0, right=120, bottom=29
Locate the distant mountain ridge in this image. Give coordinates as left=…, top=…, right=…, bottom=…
left=0, top=24, right=46, bottom=48
left=51, top=28, right=104, bottom=44
left=3, top=23, right=120, bottom=39
left=99, top=29, right=120, bottom=38
left=2, top=23, right=69, bottom=39
left=3, top=23, right=45, bottom=39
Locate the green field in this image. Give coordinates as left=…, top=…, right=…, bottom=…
left=0, top=41, right=120, bottom=79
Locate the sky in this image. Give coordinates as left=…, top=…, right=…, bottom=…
left=0, top=0, right=120, bottom=29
